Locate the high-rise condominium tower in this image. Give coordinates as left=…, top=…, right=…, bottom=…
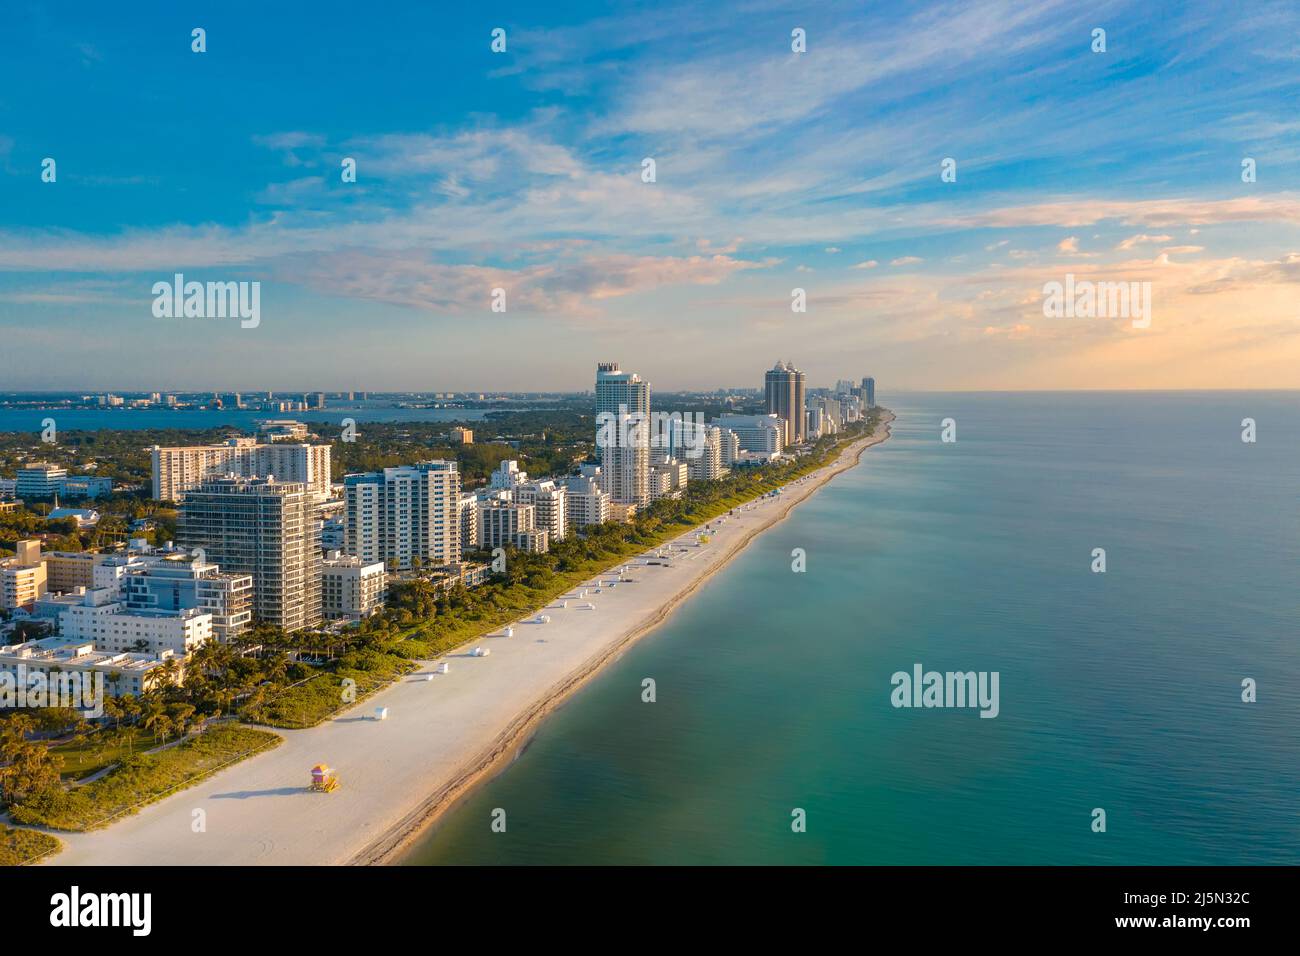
left=343, top=461, right=461, bottom=571
left=595, top=362, right=651, bottom=510
left=764, top=361, right=807, bottom=446
left=151, top=439, right=331, bottom=502
left=177, top=477, right=322, bottom=633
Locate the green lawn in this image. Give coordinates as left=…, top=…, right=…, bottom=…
left=0, top=825, right=61, bottom=866
left=9, top=724, right=282, bottom=832
left=51, top=726, right=163, bottom=781
left=242, top=650, right=415, bottom=729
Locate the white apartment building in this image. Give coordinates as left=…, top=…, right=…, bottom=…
left=595, top=362, right=651, bottom=510
left=122, top=554, right=253, bottom=643
left=715, top=413, right=787, bottom=454
left=321, top=553, right=387, bottom=621
left=259, top=420, right=310, bottom=441
left=670, top=420, right=727, bottom=482
left=515, top=479, right=568, bottom=543
left=59, top=476, right=114, bottom=499
left=717, top=428, right=741, bottom=466
left=478, top=495, right=550, bottom=553
left=650, top=460, right=688, bottom=499
left=151, top=438, right=332, bottom=501
left=488, top=460, right=528, bottom=491
left=1, top=540, right=47, bottom=610
left=807, top=396, right=844, bottom=432
left=560, top=473, right=611, bottom=529
left=57, top=587, right=212, bottom=657
left=806, top=406, right=826, bottom=440
left=458, top=492, right=480, bottom=552
left=16, top=463, right=66, bottom=499
left=344, top=461, right=461, bottom=571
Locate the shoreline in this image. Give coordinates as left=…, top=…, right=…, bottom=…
left=361, top=410, right=895, bottom=865
left=41, top=411, right=893, bottom=867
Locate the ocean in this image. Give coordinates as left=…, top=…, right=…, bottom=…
left=403, top=392, right=1300, bottom=865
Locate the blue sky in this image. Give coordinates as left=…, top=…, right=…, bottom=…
left=1, top=0, right=1298, bottom=391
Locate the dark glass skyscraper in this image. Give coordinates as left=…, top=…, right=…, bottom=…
left=764, top=361, right=806, bottom=445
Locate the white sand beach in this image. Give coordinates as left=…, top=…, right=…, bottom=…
left=45, top=413, right=893, bottom=866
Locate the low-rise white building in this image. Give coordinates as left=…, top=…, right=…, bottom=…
left=0, top=637, right=178, bottom=698
left=56, top=587, right=212, bottom=657
left=321, top=553, right=387, bottom=621
left=650, top=460, right=688, bottom=499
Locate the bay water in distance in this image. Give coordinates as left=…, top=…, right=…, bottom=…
left=0, top=402, right=488, bottom=433
left=405, top=391, right=1299, bottom=865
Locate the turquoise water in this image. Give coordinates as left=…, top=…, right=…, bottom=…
left=404, top=393, right=1300, bottom=865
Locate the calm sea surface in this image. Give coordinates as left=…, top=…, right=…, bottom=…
left=403, top=392, right=1300, bottom=865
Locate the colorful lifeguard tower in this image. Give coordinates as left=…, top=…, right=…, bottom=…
left=309, top=764, right=339, bottom=793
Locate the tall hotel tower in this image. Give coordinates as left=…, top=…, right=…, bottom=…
left=764, top=360, right=807, bottom=446
left=595, top=362, right=651, bottom=511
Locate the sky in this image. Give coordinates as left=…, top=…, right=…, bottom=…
left=1, top=0, right=1298, bottom=392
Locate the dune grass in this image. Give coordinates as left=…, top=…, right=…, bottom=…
left=9, top=724, right=282, bottom=832
left=0, top=825, right=61, bottom=865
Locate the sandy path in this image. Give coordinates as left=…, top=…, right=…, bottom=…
left=45, top=413, right=893, bottom=866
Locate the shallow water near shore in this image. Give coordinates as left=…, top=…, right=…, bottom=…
left=403, top=392, right=1300, bottom=865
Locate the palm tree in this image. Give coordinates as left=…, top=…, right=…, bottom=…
left=139, top=695, right=166, bottom=743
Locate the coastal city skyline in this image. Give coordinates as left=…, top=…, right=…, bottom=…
left=3, top=1, right=1299, bottom=392
left=1, top=0, right=1294, bottom=927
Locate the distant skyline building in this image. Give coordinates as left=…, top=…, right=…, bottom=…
left=862, top=376, right=876, bottom=407
left=595, top=362, right=651, bottom=510
left=764, top=361, right=807, bottom=445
